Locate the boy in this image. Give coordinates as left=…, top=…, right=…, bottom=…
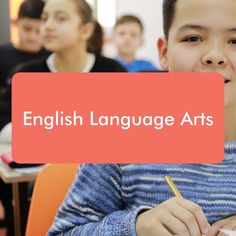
left=0, top=0, right=50, bottom=130
left=0, top=1, right=49, bottom=235
left=0, top=0, right=49, bottom=96
left=48, top=0, right=236, bottom=235
left=114, top=15, right=158, bottom=72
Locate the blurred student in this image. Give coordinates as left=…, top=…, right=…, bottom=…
left=0, top=0, right=125, bottom=130
left=0, top=1, right=124, bottom=231
left=0, top=0, right=49, bottom=96
left=0, top=1, right=48, bottom=235
left=114, top=15, right=158, bottom=72
left=0, top=0, right=126, bottom=131
left=48, top=0, right=236, bottom=235
left=12, top=0, right=126, bottom=73
left=0, top=0, right=125, bottom=129
left=0, top=0, right=123, bottom=234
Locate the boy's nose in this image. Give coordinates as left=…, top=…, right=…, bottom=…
left=30, top=31, right=40, bottom=41
left=201, top=47, right=227, bottom=67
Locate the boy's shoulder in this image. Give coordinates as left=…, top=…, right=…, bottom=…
left=0, top=43, right=16, bottom=55
left=10, top=58, right=50, bottom=77
left=114, top=57, right=158, bottom=72
left=0, top=43, right=49, bottom=59
left=131, top=59, right=158, bottom=72
left=133, top=59, right=156, bottom=67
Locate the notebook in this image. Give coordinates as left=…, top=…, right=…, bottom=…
left=1, top=152, right=44, bottom=169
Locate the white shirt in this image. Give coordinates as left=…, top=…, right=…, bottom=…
left=46, top=53, right=95, bottom=72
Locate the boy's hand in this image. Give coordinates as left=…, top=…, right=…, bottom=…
left=206, top=215, right=236, bottom=236
left=136, top=197, right=210, bottom=236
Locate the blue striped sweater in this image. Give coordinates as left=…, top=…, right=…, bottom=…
left=48, top=142, right=236, bottom=236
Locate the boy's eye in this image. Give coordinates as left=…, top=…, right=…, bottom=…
left=131, top=33, right=138, bottom=38
left=118, top=31, right=125, bottom=36
left=182, top=36, right=202, bottom=43
left=229, top=39, right=236, bottom=45
left=23, top=26, right=33, bottom=32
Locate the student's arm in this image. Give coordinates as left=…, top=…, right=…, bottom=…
left=47, top=164, right=146, bottom=236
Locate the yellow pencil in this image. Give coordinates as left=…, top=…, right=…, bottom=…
left=165, top=176, right=183, bottom=198
left=164, top=176, right=206, bottom=236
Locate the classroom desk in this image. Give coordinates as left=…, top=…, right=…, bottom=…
left=0, top=143, right=45, bottom=236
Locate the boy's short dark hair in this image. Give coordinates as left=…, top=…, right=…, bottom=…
left=163, top=0, right=177, bottom=40
left=115, top=15, right=144, bottom=33
left=18, top=0, right=45, bottom=20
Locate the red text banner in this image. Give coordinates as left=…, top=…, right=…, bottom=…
left=12, top=72, right=224, bottom=163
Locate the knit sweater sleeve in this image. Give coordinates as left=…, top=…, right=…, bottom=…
left=47, top=164, right=144, bottom=236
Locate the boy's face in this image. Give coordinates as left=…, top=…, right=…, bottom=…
left=114, top=22, right=143, bottom=57
left=158, top=0, right=236, bottom=109
left=17, top=18, right=43, bottom=52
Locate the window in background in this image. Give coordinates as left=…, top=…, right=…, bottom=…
left=97, top=0, right=116, bottom=28
left=94, top=0, right=117, bottom=57
left=86, top=0, right=117, bottom=29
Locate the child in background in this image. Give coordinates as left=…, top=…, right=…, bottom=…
left=0, top=1, right=49, bottom=235
left=48, top=0, right=236, bottom=235
left=114, top=15, right=158, bottom=72
left=0, top=0, right=125, bottom=234
left=11, top=0, right=126, bottom=73
left=0, top=0, right=126, bottom=131
left=0, top=0, right=49, bottom=96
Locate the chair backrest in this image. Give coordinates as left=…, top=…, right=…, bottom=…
left=25, top=164, right=79, bottom=236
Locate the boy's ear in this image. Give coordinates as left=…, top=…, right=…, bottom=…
left=157, top=37, right=168, bottom=71
left=81, top=22, right=94, bottom=41
left=14, top=19, right=18, bottom=26
left=111, top=33, right=115, bottom=43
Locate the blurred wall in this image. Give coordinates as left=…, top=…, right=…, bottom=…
left=0, top=0, right=10, bottom=45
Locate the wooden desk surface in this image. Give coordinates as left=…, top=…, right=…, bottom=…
left=0, top=143, right=45, bottom=184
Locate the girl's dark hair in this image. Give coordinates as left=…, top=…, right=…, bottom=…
left=87, top=20, right=104, bottom=55
left=18, top=0, right=45, bottom=19
left=72, top=0, right=98, bottom=52
left=162, top=0, right=177, bottom=39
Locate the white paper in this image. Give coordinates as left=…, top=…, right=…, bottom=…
left=220, top=229, right=236, bottom=236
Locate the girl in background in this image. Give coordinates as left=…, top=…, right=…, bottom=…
left=0, top=1, right=125, bottom=234
left=14, top=0, right=125, bottom=73
left=0, top=0, right=126, bottom=152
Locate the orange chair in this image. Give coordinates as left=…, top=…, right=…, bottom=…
left=25, top=164, right=79, bottom=236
